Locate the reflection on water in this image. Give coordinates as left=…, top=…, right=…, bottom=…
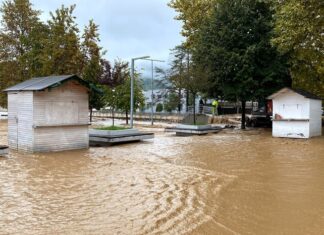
left=0, top=120, right=324, bottom=234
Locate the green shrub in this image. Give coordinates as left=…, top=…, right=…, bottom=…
left=156, top=103, right=163, bottom=112
left=95, top=126, right=128, bottom=130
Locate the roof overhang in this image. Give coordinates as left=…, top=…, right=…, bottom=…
left=267, top=87, right=322, bottom=100
left=267, top=88, right=292, bottom=100
left=4, top=75, right=92, bottom=92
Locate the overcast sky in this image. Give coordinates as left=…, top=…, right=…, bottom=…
left=29, top=0, right=184, bottom=74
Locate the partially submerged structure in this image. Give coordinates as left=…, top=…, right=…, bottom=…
left=165, top=124, right=222, bottom=136
left=0, top=145, right=9, bottom=156
left=268, top=88, right=322, bottom=139
left=89, top=129, right=154, bottom=146
left=5, top=75, right=90, bottom=152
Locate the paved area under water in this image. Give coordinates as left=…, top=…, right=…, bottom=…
left=0, top=121, right=324, bottom=235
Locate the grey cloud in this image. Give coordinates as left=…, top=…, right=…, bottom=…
left=28, top=0, right=183, bottom=65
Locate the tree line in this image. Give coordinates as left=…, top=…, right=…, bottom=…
left=166, top=0, right=323, bottom=128
left=0, top=0, right=144, bottom=124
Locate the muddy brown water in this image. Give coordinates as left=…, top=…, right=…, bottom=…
left=0, top=121, right=323, bottom=235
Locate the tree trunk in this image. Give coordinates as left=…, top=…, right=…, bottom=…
left=178, top=87, right=181, bottom=112
left=241, top=100, right=246, bottom=129
left=126, top=110, right=129, bottom=125
left=193, top=93, right=196, bottom=125
left=112, top=108, right=115, bottom=127
left=90, top=108, right=93, bottom=123
left=186, top=50, right=190, bottom=112
left=186, top=89, right=189, bottom=112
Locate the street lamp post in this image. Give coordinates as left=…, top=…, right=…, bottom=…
left=151, top=60, right=154, bottom=125
left=130, top=56, right=150, bottom=128
left=142, top=58, right=165, bottom=125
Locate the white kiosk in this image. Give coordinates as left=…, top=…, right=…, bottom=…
left=268, top=88, right=322, bottom=139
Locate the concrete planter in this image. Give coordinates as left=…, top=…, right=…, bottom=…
left=176, top=124, right=212, bottom=130
left=0, top=145, right=9, bottom=156
left=165, top=124, right=221, bottom=136
left=89, top=128, right=139, bottom=137
left=89, top=128, right=154, bottom=146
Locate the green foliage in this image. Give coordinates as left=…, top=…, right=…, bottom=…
left=155, top=45, right=188, bottom=112
left=100, top=59, right=128, bottom=87
left=81, top=20, right=105, bottom=111
left=272, top=0, right=324, bottom=98
left=164, top=92, right=179, bottom=112
left=42, top=5, right=83, bottom=75
left=157, top=44, right=209, bottom=116
left=195, top=0, right=290, bottom=102
left=0, top=0, right=105, bottom=111
left=194, top=0, right=291, bottom=128
left=103, top=61, right=145, bottom=114
left=169, top=45, right=188, bottom=91
left=168, top=0, right=216, bottom=48
left=0, top=0, right=46, bottom=107
left=155, top=103, right=163, bottom=112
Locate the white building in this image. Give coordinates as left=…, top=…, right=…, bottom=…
left=268, top=87, right=322, bottom=139
left=5, top=75, right=90, bottom=152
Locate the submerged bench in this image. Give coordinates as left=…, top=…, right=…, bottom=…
left=89, top=129, right=154, bottom=146
left=165, top=124, right=222, bottom=136
left=0, top=145, right=9, bottom=156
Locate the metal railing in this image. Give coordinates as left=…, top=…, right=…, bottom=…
left=92, top=110, right=185, bottom=123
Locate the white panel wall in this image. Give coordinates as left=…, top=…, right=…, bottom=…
left=273, top=121, right=309, bottom=138
left=309, top=99, right=322, bottom=137
left=33, top=81, right=89, bottom=126
left=272, top=92, right=309, bottom=119
left=7, top=93, right=18, bottom=150
left=7, top=91, right=34, bottom=152
left=33, top=126, right=89, bottom=152
left=32, top=81, right=89, bottom=152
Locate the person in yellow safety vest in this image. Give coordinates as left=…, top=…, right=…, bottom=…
left=212, top=100, right=219, bottom=116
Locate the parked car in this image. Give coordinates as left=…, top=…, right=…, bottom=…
left=246, top=100, right=272, bottom=128
left=246, top=108, right=272, bottom=127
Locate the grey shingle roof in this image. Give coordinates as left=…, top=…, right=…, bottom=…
left=291, top=88, right=322, bottom=100
left=267, top=87, right=322, bottom=100
left=4, top=75, right=90, bottom=92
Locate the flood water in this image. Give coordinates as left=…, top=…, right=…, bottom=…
left=0, top=120, right=324, bottom=235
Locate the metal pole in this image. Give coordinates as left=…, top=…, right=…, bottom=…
left=141, top=58, right=164, bottom=126
left=130, top=56, right=150, bottom=129
left=151, top=60, right=154, bottom=125
left=130, top=58, right=134, bottom=128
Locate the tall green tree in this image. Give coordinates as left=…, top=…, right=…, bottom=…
left=42, top=4, right=83, bottom=75
left=115, top=74, right=145, bottom=125
left=169, top=45, right=187, bottom=112
left=164, top=92, right=180, bottom=112
left=158, top=46, right=209, bottom=123
left=168, top=0, right=216, bottom=48
left=101, top=59, right=128, bottom=126
left=184, top=63, right=209, bottom=124
left=194, top=0, right=291, bottom=129
left=81, top=19, right=105, bottom=122
left=272, top=0, right=324, bottom=98
left=155, top=45, right=187, bottom=112
left=0, top=0, right=46, bottom=107
left=103, top=61, right=144, bottom=125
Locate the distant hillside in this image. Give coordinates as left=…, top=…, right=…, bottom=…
left=140, top=78, right=170, bottom=91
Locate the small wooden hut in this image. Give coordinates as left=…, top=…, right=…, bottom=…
left=5, top=75, right=90, bottom=152
left=267, top=87, right=322, bottom=139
